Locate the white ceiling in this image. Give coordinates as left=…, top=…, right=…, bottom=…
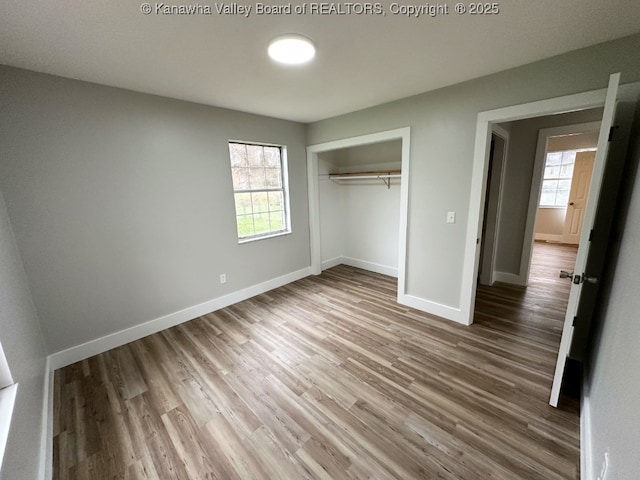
left=1, top=1, right=640, bottom=123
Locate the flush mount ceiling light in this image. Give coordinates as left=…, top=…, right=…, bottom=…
left=268, top=34, right=316, bottom=65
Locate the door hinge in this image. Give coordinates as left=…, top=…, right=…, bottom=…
left=572, top=316, right=578, bottom=327
left=608, top=126, right=619, bottom=142
left=589, top=229, right=594, bottom=241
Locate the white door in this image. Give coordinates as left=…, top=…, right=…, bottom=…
left=550, top=73, right=638, bottom=407
left=562, top=151, right=595, bottom=244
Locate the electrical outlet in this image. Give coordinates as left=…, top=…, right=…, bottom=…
left=220, top=274, right=227, bottom=284
left=446, top=211, right=456, bottom=224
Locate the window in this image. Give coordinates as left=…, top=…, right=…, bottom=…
left=539, top=150, right=577, bottom=207
left=0, top=342, right=11, bottom=390
left=0, top=341, right=17, bottom=472
left=228, top=142, right=290, bottom=241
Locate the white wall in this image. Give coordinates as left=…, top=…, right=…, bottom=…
left=0, top=65, right=310, bottom=355
left=342, top=183, right=400, bottom=275
left=308, top=34, right=640, bottom=311
left=0, top=191, right=48, bottom=479
left=584, top=111, right=640, bottom=479
left=534, top=207, right=567, bottom=239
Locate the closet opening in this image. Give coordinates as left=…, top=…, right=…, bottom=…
left=319, top=140, right=402, bottom=277
left=307, top=128, right=411, bottom=304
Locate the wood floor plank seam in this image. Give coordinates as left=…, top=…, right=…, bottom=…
left=53, top=242, right=579, bottom=479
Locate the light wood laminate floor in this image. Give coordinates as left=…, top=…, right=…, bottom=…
left=53, top=242, right=580, bottom=479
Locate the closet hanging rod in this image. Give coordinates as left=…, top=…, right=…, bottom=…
left=328, top=172, right=401, bottom=189
left=327, top=169, right=401, bottom=178
left=327, top=174, right=401, bottom=180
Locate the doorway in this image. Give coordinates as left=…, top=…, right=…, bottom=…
left=478, top=117, right=603, bottom=405
left=466, top=75, right=640, bottom=408
left=478, top=125, right=508, bottom=286
left=307, top=127, right=411, bottom=303
left=520, top=121, right=602, bottom=285
left=459, top=88, right=610, bottom=326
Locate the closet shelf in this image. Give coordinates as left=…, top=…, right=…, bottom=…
left=328, top=169, right=401, bottom=189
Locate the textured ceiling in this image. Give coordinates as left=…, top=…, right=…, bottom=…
left=1, top=0, right=640, bottom=122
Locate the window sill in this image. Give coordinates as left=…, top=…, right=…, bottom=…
left=238, top=230, right=291, bottom=244
left=0, top=383, right=18, bottom=470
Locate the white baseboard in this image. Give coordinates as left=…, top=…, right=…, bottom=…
left=534, top=233, right=564, bottom=242
left=48, top=267, right=313, bottom=371
left=494, top=271, right=527, bottom=286
left=340, top=256, right=398, bottom=278
left=39, top=358, right=53, bottom=480
left=321, top=256, right=343, bottom=271
left=321, top=256, right=398, bottom=278
left=324, top=258, right=464, bottom=326
left=398, top=293, right=468, bottom=325
left=581, top=389, right=593, bottom=480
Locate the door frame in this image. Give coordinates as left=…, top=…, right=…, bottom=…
left=478, top=124, right=509, bottom=286
left=460, top=88, right=609, bottom=325
left=306, top=127, right=411, bottom=303
left=518, top=121, right=602, bottom=283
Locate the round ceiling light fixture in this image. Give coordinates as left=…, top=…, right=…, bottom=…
left=268, top=34, right=316, bottom=65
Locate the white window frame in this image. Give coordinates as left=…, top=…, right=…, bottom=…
left=0, top=343, right=11, bottom=390
left=0, top=341, right=17, bottom=472
left=539, top=148, right=597, bottom=209
left=228, top=141, right=292, bottom=243
left=539, top=150, right=576, bottom=208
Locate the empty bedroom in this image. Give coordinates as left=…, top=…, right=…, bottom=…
left=2, top=2, right=640, bottom=479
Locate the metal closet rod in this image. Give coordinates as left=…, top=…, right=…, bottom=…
left=327, top=171, right=402, bottom=189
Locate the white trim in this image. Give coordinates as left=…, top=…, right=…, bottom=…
left=321, top=256, right=398, bottom=277
left=0, top=383, right=18, bottom=472
left=581, top=391, right=593, bottom=480
left=493, top=272, right=528, bottom=286
left=48, top=267, right=312, bottom=370
left=0, top=342, right=16, bottom=474
left=479, top=124, right=509, bottom=286
left=40, top=358, right=53, bottom=480
left=321, top=256, right=343, bottom=271
left=307, top=128, right=409, bottom=155
left=237, top=230, right=292, bottom=244
left=520, top=121, right=602, bottom=284
left=534, top=233, right=565, bottom=243
left=400, top=295, right=466, bottom=324
left=307, top=143, right=322, bottom=276
left=397, top=132, right=411, bottom=302
left=233, top=143, right=292, bottom=244
left=340, top=257, right=398, bottom=278
left=491, top=123, right=510, bottom=140
left=0, top=342, right=12, bottom=390
left=306, top=127, right=411, bottom=305
left=461, top=87, right=609, bottom=325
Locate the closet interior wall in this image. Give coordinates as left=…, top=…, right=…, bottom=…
left=318, top=140, right=402, bottom=277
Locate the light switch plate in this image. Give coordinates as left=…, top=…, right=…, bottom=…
left=447, top=211, right=456, bottom=224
